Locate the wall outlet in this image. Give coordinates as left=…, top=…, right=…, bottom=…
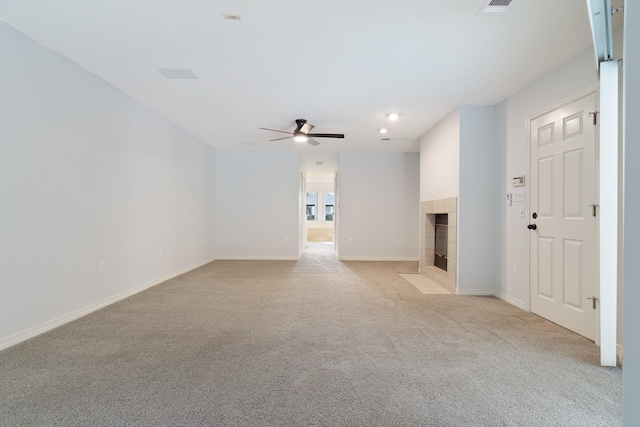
left=348, top=238, right=353, bottom=244
left=519, top=206, right=525, bottom=218
left=513, top=262, right=519, bottom=275
left=159, top=249, right=164, bottom=258
left=284, top=237, right=289, bottom=244
left=99, top=261, right=106, bottom=274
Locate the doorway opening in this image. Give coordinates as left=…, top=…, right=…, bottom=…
left=304, top=172, right=336, bottom=246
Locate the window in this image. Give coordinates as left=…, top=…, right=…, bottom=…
left=325, top=193, right=334, bottom=221
left=306, top=192, right=317, bottom=220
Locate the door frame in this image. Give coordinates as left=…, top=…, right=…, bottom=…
left=526, top=84, right=601, bottom=344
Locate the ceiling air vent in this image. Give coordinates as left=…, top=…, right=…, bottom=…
left=477, top=0, right=514, bottom=15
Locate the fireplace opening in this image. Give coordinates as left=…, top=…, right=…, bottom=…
left=434, top=214, right=448, bottom=271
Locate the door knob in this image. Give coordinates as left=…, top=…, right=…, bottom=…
left=527, top=224, right=537, bottom=230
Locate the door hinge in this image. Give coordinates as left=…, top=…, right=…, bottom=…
left=590, top=204, right=599, bottom=217
left=589, top=111, right=598, bottom=125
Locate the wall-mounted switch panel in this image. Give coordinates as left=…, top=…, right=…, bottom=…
left=514, top=191, right=525, bottom=202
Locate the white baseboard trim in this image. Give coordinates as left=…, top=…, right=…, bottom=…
left=455, top=289, right=497, bottom=296
left=453, top=290, right=527, bottom=311
left=338, top=256, right=419, bottom=261
left=215, top=255, right=299, bottom=261
left=495, top=292, right=527, bottom=311
left=0, top=256, right=216, bottom=352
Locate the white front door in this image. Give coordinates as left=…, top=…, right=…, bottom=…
left=529, top=92, right=598, bottom=341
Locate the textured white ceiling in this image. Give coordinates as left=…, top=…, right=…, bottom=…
left=0, top=0, right=595, bottom=168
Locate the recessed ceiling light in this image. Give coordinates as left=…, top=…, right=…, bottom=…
left=387, top=112, right=399, bottom=121
left=379, top=128, right=388, bottom=134
left=158, top=68, right=198, bottom=79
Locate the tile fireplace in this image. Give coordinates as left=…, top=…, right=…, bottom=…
left=420, top=197, right=457, bottom=292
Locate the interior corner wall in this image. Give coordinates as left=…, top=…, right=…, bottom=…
left=624, top=2, right=640, bottom=423
left=419, top=108, right=460, bottom=202
left=337, top=152, right=419, bottom=260
left=458, top=105, right=498, bottom=293
left=0, top=23, right=217, bottom=348
left=215, top=150, right=300, bottom=260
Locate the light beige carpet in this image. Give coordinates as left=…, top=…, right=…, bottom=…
left=0, top=243, right=622, bottom=426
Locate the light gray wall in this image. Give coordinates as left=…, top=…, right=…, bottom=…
left=419, top=106, right=499, bottom=294
left=215, top=150, right=300, bottom=259
left=0, top=23, right=217, bottom=348
left=337, top=152, right=419, bottom=260
left=623, top=2, right=639, bottom=424
left=458, top=105, right=499, bottom=294
left=419, top=109, right=460, bottom=201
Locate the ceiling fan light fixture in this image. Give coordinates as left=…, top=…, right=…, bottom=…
left=294, top=134, right=308, bottom=143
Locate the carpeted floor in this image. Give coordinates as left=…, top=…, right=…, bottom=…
left=0, top=243, right=622, bottom=426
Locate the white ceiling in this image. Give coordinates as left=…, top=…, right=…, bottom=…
left=1, top=0, right=596, bottom=170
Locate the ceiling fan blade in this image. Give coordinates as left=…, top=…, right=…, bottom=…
left=301, top=123, right=315, bottom=134
left=269, top=136, right=292, bottom=141
left=259, top=127, right=293, bottom=135
left=307, top=138, right=320, bottom=146
left=306, top=133, right=345, bottom=139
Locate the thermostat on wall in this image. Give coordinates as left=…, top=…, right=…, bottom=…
left=512, top=175, right=525, bottom=187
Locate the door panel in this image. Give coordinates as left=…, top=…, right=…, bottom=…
left=538, top=157, right=554, bottom=216
left=530, top=92, right=597, bottom=341
left=563, top=149, right=583, bottom=217
left=563, top=239, right=583, bottom=309
left=537, top=237, right=554, bottom=299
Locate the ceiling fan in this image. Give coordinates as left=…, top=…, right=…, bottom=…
left=259, top=119, right=345, bottom=146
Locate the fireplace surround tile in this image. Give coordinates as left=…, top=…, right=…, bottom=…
left=448, top=227, right=457, bottom=244
left=420, top=197, right=457, bottom=292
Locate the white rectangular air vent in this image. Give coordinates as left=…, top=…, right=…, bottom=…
left=477, top=0, right=514, bottom=15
